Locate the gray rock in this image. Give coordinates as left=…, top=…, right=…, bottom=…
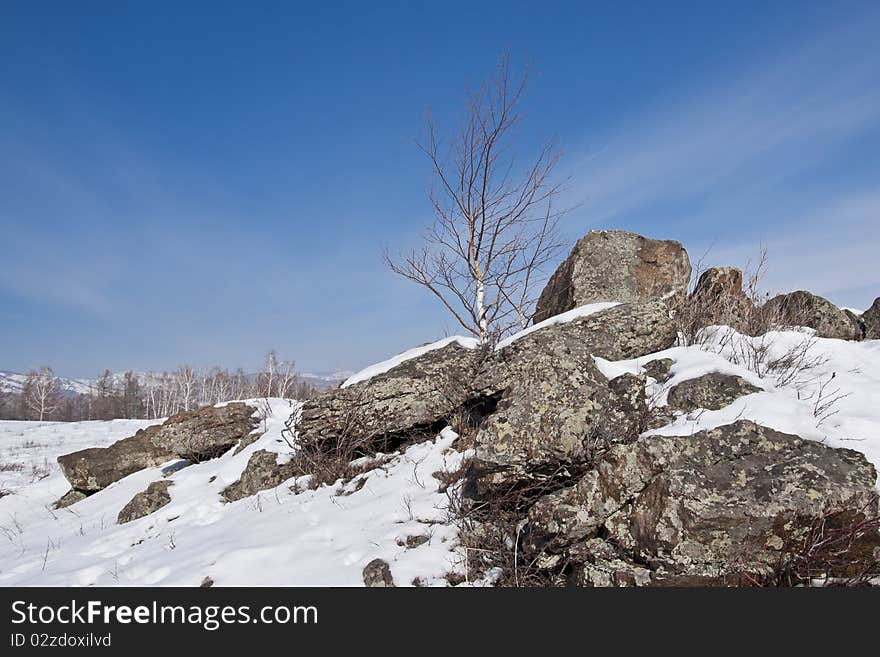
left=688, top=267, right=753, bottom=331
left=57, top=426, right=175, bottom=493
left=297, top=341, right=484, bottom=451
left=534, top=230, right=691, bottom=322
left=863, top=297, right=880, bottom=340
left=117, top=480, right=173, bottom=524
left=473, top=309, right=659, bottom=489
left=222, top=450, right=298, bottom=502
left=567, top=539, right=653, bottom=587
left=54, top=489, right=88, bottom=509
left=526, top=420, right=878, bottom=580
left=495, top=301, right=677, bottom=371
left=763, top=291, right=863, bottom=340
left=149, top=402, right=260, bottom=462
left=362, top=558, right=395, bottom=587
left=666, top=372, right=762, bottom=413
left=643, top=358, right=674, bottom=383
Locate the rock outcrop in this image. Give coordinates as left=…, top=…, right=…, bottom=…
left=57, top=426, right=175, bottom=494
left=534, top=230, right=691, bottom=322
left=149, top=402, right=260, bottom=462
left=525, top=421, right=878, bottom=584
left=222, top=450, right=298, bottom=502
left=117, top=481, right=173, bottom=524
left=863, top=297, right=880, bottom=340
left=297, top=340, right=484, bottom=450
left=57, top=402, right=261, bottom=496
left=471, top=302, right=671, bottom=489
left=666, top=373, right=762, bottom=413
left=763, top=291, right=863, bottom=340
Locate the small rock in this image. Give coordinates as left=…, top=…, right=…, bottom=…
left=200, top=576, right=214, bottom=588
left=643, top=358, right=674, bottom=383
left=362, top=558, right=395, bottom=587
left=222, top=450, right=298, bottom=502
left=666, top=372, right=762, bottom=412
left=54, top=489, right=88, bottom=509
left=117, top=481, right=173, bottom=524
left=403, top=535, right=429, bottom=549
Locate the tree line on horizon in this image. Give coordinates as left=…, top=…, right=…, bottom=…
left=0, top=351, right=323, bottom=423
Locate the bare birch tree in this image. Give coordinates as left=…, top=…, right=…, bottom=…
left=23, top=367, right=61, bottom=421
left=386, top=55, right=566, bottom=345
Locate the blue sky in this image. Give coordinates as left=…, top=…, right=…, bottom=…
left=1, top=1, right=879, bottom=377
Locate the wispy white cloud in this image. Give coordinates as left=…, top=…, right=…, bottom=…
left=570, top=15, right=880, bottom=220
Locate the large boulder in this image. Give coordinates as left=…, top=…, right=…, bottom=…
left=222, top=450, right=298, bottom=502
left=666, top=373, right=762, bottom=413
left=763, top=291, right=863, bottom=340
left=297, top=340, right=483, bottom=450
left=117, top=480, right=173, bottom=524
left=534, top=230, right=691, bottom=323
left=863, top=297, right=880, bottom=339
left=525, top=421, right=878, bottom=583
left=57, top=426, right=175, bottom=493
left=149, top=402, right=260, bottom=462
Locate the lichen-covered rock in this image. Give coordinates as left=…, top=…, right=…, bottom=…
left=149, top=402, right=260, bottom=462
left=222, top=450, right=298, bottom=502
left=472, top=310, right=657, bottom=489
left=863, top=297, right=880, bottom=340
left=117, top=480, right=173, bottom=524
left=666, top=373, right=762, bottom=412
left=567, top=539, right=653, bottom=587
left=525, top=421, right=878, bottom=581
left=490, top=301, right=677, bottom=377
left=297, top=341, right=483, bottom=450
left=57, top=426, right=174, bottom=493
left=688, top=267, right=753, bottom=331
left=763, top=291, right=863, bottom=340
left=643, top=358, right=674, bottom=383
left=534, top=230, right=691, bottom=322
left=54, top=489, right=88, bottom=509
left=362, top=558, right=395, bottom=587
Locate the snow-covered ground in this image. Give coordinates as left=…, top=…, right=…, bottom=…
left=597, top=328, right=880, bottom=481
left=0, top=399, right=468, bottom=586
left=1, top=327, right=878, bottom=587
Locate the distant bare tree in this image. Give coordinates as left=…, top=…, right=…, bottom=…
left=386, top=54, right=566, bottom=345
left=256, top=350, right=297, bottom=398
left=175, top=366, right=197, bottom=412
left=23, top=367, right=61, bottom=421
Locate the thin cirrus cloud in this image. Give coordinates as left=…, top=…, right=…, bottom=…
left=565, top=13, right=880, bottom=307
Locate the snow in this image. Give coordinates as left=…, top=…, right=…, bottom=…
left=342, top=336, right=480, bottom=388
left=342, top=302, right=621, bottom=389
left=596, top=328, right=880, bottom=486
left=495, top=302, right=621, bottom=350
left=0, top=399, right=469, bottom=586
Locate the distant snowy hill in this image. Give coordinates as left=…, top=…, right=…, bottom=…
left=0, top=371, right=94, bottom=395
left=0, top=368, right=350, bottom=396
